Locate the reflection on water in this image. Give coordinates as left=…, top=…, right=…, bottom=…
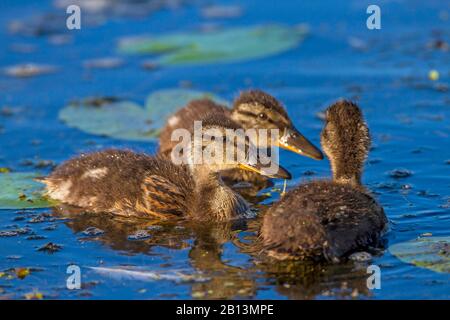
left=59, top=207, right=191, bottom=254
left=54, top=206, right=376, bottom=299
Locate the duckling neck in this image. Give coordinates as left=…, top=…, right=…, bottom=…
left=192, top=168, right=251, bottom=221
left=330, top=158, right=362, bottom=188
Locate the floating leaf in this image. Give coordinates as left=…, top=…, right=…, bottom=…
left=387, top=168, right=413, bottom=179
left=0, top=172, right=54, bottom=209
left=0, top=227, right=32, bottom=237
left=4, top=63, right=56, bottom=77
left=118, top=24, right=307, bottom=65
left=389, top=236, right=450, bottom=273
left=59, top=89, right=227, bottom=141
left=37, top=242, right=62, bottom=254
left=24, top=291, right=43, bottom=300
left=83, top=57, right=124, bottom=69
left=144, top=89, right=228, bottom=130
left=15, top=268, right=30, bottom=279
left=59, top=100, right=153, bottom=141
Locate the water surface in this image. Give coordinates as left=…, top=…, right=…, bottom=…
left=0, top=0, right=449, bottom=299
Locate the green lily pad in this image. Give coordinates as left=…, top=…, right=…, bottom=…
left=59, top=89, right=227, bottom=141
left=389, top=236, right=450, bottom=273
left=118, top=24, right=307, bottom=65
left=0, top=172, right=54, bottom=209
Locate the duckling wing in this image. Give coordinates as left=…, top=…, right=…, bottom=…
left=261, top=205, right=331, bottom=261
left=324, top=193, right=387, bottom=257
left=139, top=174, right=190, bottom=218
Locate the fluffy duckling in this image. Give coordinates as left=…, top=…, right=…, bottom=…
left=43, top=115, right=290, bottom=221
left=159, top=90, right=323, bottom=183
left=260, top=100, right=387, bottom=262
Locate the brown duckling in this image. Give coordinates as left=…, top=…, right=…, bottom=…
left=159, top=90, right=323, bottom=184
left=42, top=114, right=290, bottom=221
left=260, top=100, right=387, bottom=262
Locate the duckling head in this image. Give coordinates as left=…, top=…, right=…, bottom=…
left=320, top=100, right=370, bottom=187
left=230, top=90, right=323, bottom=160
left=188, top=114, right=291, bottom=180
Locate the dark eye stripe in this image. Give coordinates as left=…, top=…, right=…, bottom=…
left=237, top=110, right=279, bottom=126
left=265, top=118, right=277, bottom=125
left=237, top=110, right=259, bottom=118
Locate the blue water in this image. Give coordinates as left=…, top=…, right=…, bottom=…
left=0, top=0, right=449, bottom=299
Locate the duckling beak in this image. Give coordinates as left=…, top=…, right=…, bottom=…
left=278, top=127, right=324, bottom=160
left=238, top=163, right=292, bottom=180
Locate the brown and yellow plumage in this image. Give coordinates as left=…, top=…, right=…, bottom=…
left=43, top=149, right=194, bottom=219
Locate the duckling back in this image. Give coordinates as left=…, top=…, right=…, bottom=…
left=43, top=149, right=195, bottom=218
left=261, top=181, right=387, bottom=262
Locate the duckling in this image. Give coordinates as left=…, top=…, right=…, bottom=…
left=42, top=114, right=291, bottom=221
left=159, top=90, right=323, bottom=184
left=260, top=100, right=387, bottom=262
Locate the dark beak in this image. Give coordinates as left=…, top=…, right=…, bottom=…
left=238, top=163, right=292, bottom=180
left=278, top=127, right=323, bottom=160
left=267, top=164, right=292, bottom=180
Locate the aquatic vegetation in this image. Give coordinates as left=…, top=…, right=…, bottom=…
left=0, top=172, right=54, bottom=209
left=428, top=69, right=439, bottom=81
left=3, top=63, right=57, bottom=78
left=389, top=236, right=450, bottom=273
left=24, top=291, right=44, bottom=300
left=59, top=89, right=227, bottom=141
left=82, top=57, right=124, bottom=69
left=0, top=227, right=33, bottom=237
left=15, top=267, right=30, bottom=279
left=37, top=242, right=63, bottom=254
left=118, top=25, right=307, bottom=65
left=387, top=168, right=413, bottom=179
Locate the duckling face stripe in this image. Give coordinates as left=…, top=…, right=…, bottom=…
left=169, top=121, right=283, bottom=177
left=231, top=102, right=291, bottom=131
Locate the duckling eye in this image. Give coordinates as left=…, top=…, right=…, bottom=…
left=258, top=113, right=267, bottom=120
left=211, top=135, right=227, bottom=142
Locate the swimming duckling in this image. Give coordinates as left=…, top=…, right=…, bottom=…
left=260, top=100, right=387, bottom=262
left=42, top=114, right=290, bottom=221
left=159, top=90, right=323, bottom=184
